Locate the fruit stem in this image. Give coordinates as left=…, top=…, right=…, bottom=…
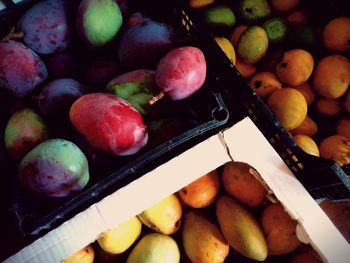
left=2, top=27, right=24, bottom=41
left=148, top=91, right=165, bottom=105
left=32, top=95, right=45, bottom=101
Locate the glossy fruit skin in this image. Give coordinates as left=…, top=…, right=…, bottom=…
left=70, top=93, right=148, bottom=156
left=77, top=0, right=123, bottom=47
left=156, top=46, right=207, bottom=100
left=38, top=78, right=87, bottom=118
left=18, top=139, right=89, bottom=198
left=4, top=108, right=50, bottom=160
left=0, top=40, right=48, bottom=98
left=117, top=20, right=175, bottom=69
left=17, top=0, right=72, bottom=54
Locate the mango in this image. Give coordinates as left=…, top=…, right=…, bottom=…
left=61, top=245, right=94, bottom=263
left=138, top=194, right=182, bottom=235
left=216, top=195, right=268, bottom=261
left=237, top=25, right=268, bottom=65
left=77, top=0, right=122, bottom=47
left=182, top=211, right=229, bottom=263
left=238, top=0, right=271, bottom=22
left=97, top=216, right=142, bottom=254
left=126, top=233, right=180, bottom=263
left=4, top=108, right=50, bottom=160
left=261, top=202, right=301, bottom=255
left=202, top=5, right=236, bottom=32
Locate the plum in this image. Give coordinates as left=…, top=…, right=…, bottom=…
left=117, top=20, right=175, bottom=69
left=17, top=0, right=73, bottom=55
left=156, top=46, right=207, bottom=100
left=0, top=40, right=48, bottom=98
left=18, top=139, right=89, bottom=198
left=106, top=69, right=159, bottom=116
left=45, top=52, right=78, bottom=79
left=85, top=59, right=121, bottom=87
left=70, top=93, right=148, bottom=156
left=38, top=78, right=87, bottom=118
left=77, top=0, right=123, bottom=47
left=4, top=108, right=50, bottom=160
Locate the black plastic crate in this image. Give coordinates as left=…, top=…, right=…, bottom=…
left=0, top=0, right=349, bottom=258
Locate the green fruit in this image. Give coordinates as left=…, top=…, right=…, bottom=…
left=202, top=5, right=236, bottom=30
left=126, top=233, right=180, bottom=263
left=77, top=0, right=123, bottom=47
left=262, top=17, right=288, bottom=44
left=4, top=108, right=50, bottom=160
left=239, top=0, right=271, bottom=21
left=288, top=26, right=319, bottom=50
left=237, top=25, right=269, bottom=64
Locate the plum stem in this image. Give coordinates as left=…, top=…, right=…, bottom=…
left=2, top=27, right=24, bottom=41
left=148, top=91, right=165, bottom=105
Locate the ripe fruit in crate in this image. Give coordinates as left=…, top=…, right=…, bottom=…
left=289, top=115, right=318, bottom=137
left=189, top=0, right=215, bottom=9
left=230, top=25, right=248, bottom=47
left=138, top=194, right=182, bottom=235
left=315, top=98, right=343, bottom=118
left=262, top=17, right=288, bottom=44
left=4, top=108, right=50, bottom=160
left=17, top=0, right=73, bottom=54
left=288, top=82, right=315, bottom=106
left=70, top=93, right=148, bottom=156
left=155, top=46, right=206, bottom=100
left=313, top=55, right=350, bottom=99
left=222, top=161, right=267, bottom=207
left=261, top=202, right=301, bottom=256
left=77, top=0, right=122, bottom=47
left=267, top=88, right=307, bottom=130
left=18, top=139, right=89, bottom=198
left=97, top=216, right=142, bottom=254
left=214, top=37, right=236, bottom=65
left=319, top=135, right=350, bottom=166
left=236, top=25, right=269, bottom=65
left=235, top=58, right=257, bottom=78
left=249, top=71, right=282, bottom=99
left=238, top=0, right=271, bottom=22
left=276, top=49, right=314, bottom=87
left=270, top=0, right=299, bottom=12
left=336, top=118, right=350, bottom=139
left=0, top=40, right=48, bottom=98
left=293, top=134, right=320, bottom=157
left=216, top=195, right=268, bottom=261
left=322, top=17, right=350, bottom=52
left=38, top=78, right=87, bottom=118
left=126, top=233, right=180, bottom=263
left=179, top=169, right=220, bottom=208
left=345, top=89, right=350, bottom=114
left=106, top=69, right=159, bottom=116
left=182, top=211, right=229, bottom=263
left=45, top=52, right=78, bottom=79
left=60, top=245, right=94, bottom=263
left=85, top=59, right=120, bottom=87
left=202, top=5, right=236, bottom=31
left=117, top=20, right=175, bottom=69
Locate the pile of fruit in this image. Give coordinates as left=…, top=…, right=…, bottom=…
left=60, top=160, right=349, bottom=263
left=190, top=0, right=350, bottom=170
left=0, top=0, right=212, bottom=205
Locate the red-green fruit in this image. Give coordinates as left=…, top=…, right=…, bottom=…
left=70, top=93, right=148, bottom=156
left=0, top=40, right=48, bottom=98
left=156, top=46, right=206, bottom=100
left=77, top=0, right=123, bottom=47
left=19, top=139, right=89, bottom=198
left=106, top=69, right=159, bottom=116
left=4, top=108, right=50, bottom=160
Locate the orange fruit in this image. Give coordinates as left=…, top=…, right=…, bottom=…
left=214, top=36, right=236, bottom=65
left=276, top=49, right=314, bottom=86
left=189, top=0, right=215, bottom=9
left=249, top=71, right=282, bottom=99
left=222, top=161, right=267, bottom=207
left=293, top=134, right=320, bottom=156
left=313, top=55, right=350, bottom=99
left=336, top=118, right=350, bottom=139
left=323, top=17, right=350, bottom=52
left=286, top=9, right=309, bottom=26
left=267, top=88, right=307, bottom=130
left=287, top=82, right=315, bottom=105
left=344, top=89, right=350, bottom=114
left=230, top=25, right=247, bottom=47
left=319, top=135, right=350, bottom=166
left=179, top=170, right=220, bottom=208
left=289, top=115, right=318, bottom=137
left=235, top=58, right=256, bottom=78
left=270, top=0, right=299, bottom=12
left=315, top=98, right=343, bottom=118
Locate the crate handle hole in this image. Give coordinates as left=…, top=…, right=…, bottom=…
left=19, top=214, right=37, bottom=234
left=212, top=107, right=229, bottom=121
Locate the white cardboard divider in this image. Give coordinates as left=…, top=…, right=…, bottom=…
left=4, top=117, right=350, bottom=263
